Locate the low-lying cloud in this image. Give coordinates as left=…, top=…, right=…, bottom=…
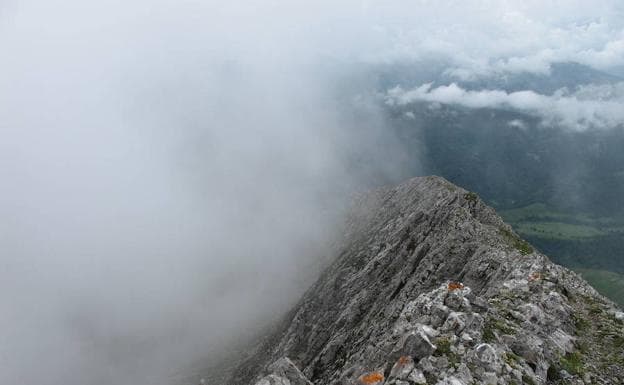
left=386, top=82, right=624, bottom=130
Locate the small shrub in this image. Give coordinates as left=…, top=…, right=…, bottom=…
left=464, top=192, right=478, bottom=203
left=483, top=324, right=497, bottom=342
left=433, top=337, right=460, bottom=367
left=491, top=318, right=516, bottom=334
left=513, top=238, right=534, bottom=255
left=589, top=303, right=603, bottom=315
left=434, top=337, right=452, bottom=355
left=560, top=352, right=585, bottom=376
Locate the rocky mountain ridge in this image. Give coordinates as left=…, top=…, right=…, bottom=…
left=223, top=176, right=624, bottom=385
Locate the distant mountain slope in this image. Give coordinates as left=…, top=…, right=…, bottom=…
left=375, top=62, right=624, bottom=299
left=386, top=103, right=624, bottom=216
left=222, top=177, right=623, bottom=385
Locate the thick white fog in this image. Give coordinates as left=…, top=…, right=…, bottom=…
left=2, top=1, right=624, bottom=384
left=0, top=2, right=407, bottom=384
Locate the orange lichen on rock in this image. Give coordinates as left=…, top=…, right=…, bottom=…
left=528, top=272, right=542, bottom=282
left=447, top=281, right=464, bottom=291
left=359, top=371, right=384, bottom=384
left=397, top=355, right=411, bottom=365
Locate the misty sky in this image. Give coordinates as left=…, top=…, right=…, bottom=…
left=2, top=1, right=624, bottom=385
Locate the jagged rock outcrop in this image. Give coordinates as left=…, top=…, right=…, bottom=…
left=226, top=176, right=624, bottom=385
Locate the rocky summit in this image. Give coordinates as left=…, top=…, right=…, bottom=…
left=225, top=176, right=624, bottom=385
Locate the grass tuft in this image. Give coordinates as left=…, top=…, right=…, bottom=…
left=560, top=351, right=585, bottom=376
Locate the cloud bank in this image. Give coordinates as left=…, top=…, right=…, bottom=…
left=359, top=0, right=624, bottom=79
left=387, top=82, right=624, bottom=130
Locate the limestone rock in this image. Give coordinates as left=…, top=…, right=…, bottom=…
left=253, top=358, right=311, bottom=385
left=394, top=330, right=436, bottom=361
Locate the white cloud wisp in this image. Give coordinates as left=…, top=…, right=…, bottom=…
left=387, top=82, right=624, bottom=130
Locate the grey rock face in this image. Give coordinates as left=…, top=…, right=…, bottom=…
left=224, top=176, right=624, bottom=385
left=258, top=358, right=312, bottom=385
left=395, top=330, right=436, bottom=361
left=389, top=355, right=414, bottom=380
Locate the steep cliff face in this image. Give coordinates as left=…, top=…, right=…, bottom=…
left=227, top=176, right=624, bottom=385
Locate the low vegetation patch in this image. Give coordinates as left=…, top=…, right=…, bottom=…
left=482, top=326, right=496, bottom=343
left=464, top=191, right=478, bottom=203
left=503, top=352, right=521, bottom=368
left=499, top=228, right=534, bottom=255
left=560, top=351, right=585, bottom=376
left=434, top=337, right=452, bottom=355
left=433, top=337, right=460, bottom=367
left=573, top=313, right=590, bottom=332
